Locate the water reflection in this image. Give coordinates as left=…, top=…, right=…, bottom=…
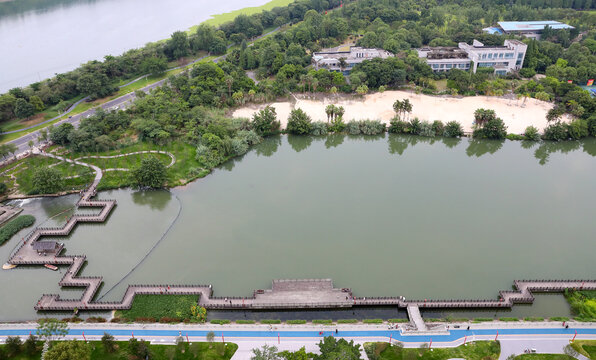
left=466, top=139, right=505, bottom=157
left=325, top=134, right=345, bottom=149
left=441, top=137, right=461, bottom=149
left=131, top=190, right=172, bottom=211
left=287, top=134, right=313, bottom=153
left=255, top=136, right=281, bottom=157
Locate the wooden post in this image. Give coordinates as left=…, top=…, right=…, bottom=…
left=495, top=330, right=498, bottom=341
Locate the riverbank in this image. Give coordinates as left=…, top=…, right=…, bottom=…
left=232, top=91, right=568, bottom=134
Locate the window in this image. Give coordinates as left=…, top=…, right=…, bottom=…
left=505, top=53, right=514, bottom=59
left=517, top=53, right=524, bottom=59
left=432, top=64, right=439, bottom=69
left=496, top=70, right=507, bottom=75
left=499, top=53, right=504, bottom=58
left=446, top=64, right=452, bottom=69
left=488, top=53, right=492, bottom=59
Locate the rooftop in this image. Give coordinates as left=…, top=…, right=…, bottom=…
left=498, top=21, right=574, bottom=32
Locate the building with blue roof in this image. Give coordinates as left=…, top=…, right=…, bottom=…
left=483, top=21, right=574, bottom=40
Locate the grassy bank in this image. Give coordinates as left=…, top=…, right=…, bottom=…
left=188, top=0, right=293, bottom=32
left=365, top=341, right=500, bottom=360
left=114, top=294, right=200, bottom=323
left=566, top=290, right=596, bottom=321
left=0, top=341, right=237, bottom=360
left=0, top=214, right=35, bottom=245
left=571, top=340, right=596, bottom=359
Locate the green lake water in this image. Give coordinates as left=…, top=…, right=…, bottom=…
left=1, top=135, right=595, bottom=321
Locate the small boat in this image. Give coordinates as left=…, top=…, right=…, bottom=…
left=2, top=263, right=17, bottom=270
left=44, top=264, right=58, bottom=271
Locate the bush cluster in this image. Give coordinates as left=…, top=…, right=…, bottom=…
left=0, top=215, right=35, bottom=245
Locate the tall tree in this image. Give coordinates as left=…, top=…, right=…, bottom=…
left=14, top=98, right=35, bottom=120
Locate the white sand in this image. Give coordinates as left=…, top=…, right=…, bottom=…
left=232, top=91, right=566, bottom=134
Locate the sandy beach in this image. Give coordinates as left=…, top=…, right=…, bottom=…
left=232, top=91, right=565, bottom=134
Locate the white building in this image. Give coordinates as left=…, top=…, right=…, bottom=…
left=418, top=39, right=527, bottom=75
left=312, top=45, right=394, bottom=74
left=483, top=21, right=574, bottom=40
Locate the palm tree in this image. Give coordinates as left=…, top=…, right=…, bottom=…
left=338, top=57, right=347, bottom=72
left=393, top=100, right=403, bottom=120
left=224, top=75, right=234, bottom=98
left=402, top=99, right=413, bottom=121
left=335, top=106, right=345, bottom=121
left=325, top=105, right=335, bottom=123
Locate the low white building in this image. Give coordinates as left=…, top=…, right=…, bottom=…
left=483, top=21, right=574, bottom=40
left=418, top=39, right=527, bottom=75
left=312, top=45, right=394, bottom=74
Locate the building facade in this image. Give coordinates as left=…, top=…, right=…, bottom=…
left=312, top=45, right=394, bottom=74
left=418, top=39, right=527, bottom=75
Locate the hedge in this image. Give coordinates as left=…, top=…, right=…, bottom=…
left=0, top=215, right=35, bottom=245
left=337, top=319, right=358, bottom=324
left=210, top=319, right=231, bottom=325
left=261, top=319, right=281, bottom=324
left=312, top=319, right=333, bottom=325
left=363, top=319, right=383, bottom=324
left=388, top=319, right=409, bottom=323
left=286, top=320, right=307, bottom=324
left=235, top=320, right=255, bottom=324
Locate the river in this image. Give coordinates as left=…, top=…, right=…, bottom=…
left=1, top=135, right=595, bottom=321
left=0, top=0, right=272, bottom=92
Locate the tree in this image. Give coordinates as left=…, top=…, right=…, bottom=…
left=14, top=98, right=35, bottom=120
left=36, top=318, right=68, bottom=342
left=23, top=334, right=38, bottom=356
left=356, top=84, right=368, bottom=95
left=286, top=108, right=312, bottom=135
left=38, top=128, right=49, bottom=143
left=141, top=57, right=168, bottom=77
left=317, top=336, right=361, bottom=360
left=32, top=168, right=64, bottom=194
left=131, top=156, right=167, bottom=189
left=473, top=108, right=497, bottom=127
left=29, top=95, right=44, bottom=112
left=251, top=344, right=280, bottom=360
left=101, top=332, right=116, bottom=353
left=28, top=140, right=34, bottom=149
left=206, top=331, right=215, bottom=344
left=50, top=123, right=74, bottom=146
left=325, top=104, right=335, bottom=122
left=444, top=121, right=464, bottom=138
left=128, top=338, right=152, bottom=359
left=252, top=106, right=280, bottom=135
left=4, top=336, right=22, bottom=357
left=166, top=31, right=190, bottom=60
left=0, top=143, right=18, bottom=159
left=474, top=117, right=507, bottom=140
left=44, top=340, right=90, bottom=360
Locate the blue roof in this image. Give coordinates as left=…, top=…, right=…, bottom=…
left=483, top=27, right=504, bottom=35
left=498, top=21, right=574, bottom=32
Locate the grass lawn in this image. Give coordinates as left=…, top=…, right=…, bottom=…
left=11, top=155, right=93, bottom=195
left=365, top=341, right=500, bottom=360
left=80, top=153, right=173, bottom=170
left=571, top=340, right=596, bottom=359
left=188, top=0, right=293, bottom=33
left=566, top=290, right=596, bottom=321
left=1, top=341, right=236, bottom=360
left=515, top=355, right=575, bottom=360
left=115, top=294, right=200, bottom=322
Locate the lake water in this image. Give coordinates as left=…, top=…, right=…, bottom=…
left=0, top=0, right=271, bottom=92
left=1, top=135, right=595, bottom=321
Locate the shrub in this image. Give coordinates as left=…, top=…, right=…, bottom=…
left=499, top=317, right=519, bottom=322
left=409, top=118, right=422, bottom=135
left=550, top=317, right=570, bottom=321
left=310, top=121, right=328, bottom=136
left=587, top=115, right=596, bottom=137
left=337, top=319, right=358, bottom=324
left=230, top=138, right=249, bottom=156
left=0, top=183, right=7, bottom=194
left=32, top=167, right=63, bottom=194
left=210, top=319, right=231, bottom=325
left=235, top=320, right=255, bottom=324
left=159, top=317, right=180, bottom=323
left=110, top=317, right=123, bottom=323
left=237, top=130, right=261, bottom=145
left=443, top=121, right=464, bottom=137
left=252, top=106, right=280, bottom=135
left=388, top=119, right=409, bottom=134
left=286, top=108, right=312, bottom=135
left=524, top=126, right=541, bottom=141
left=5, top=336, right=22, bottom=357
left=388, top=319, right=409, bottom=323
left=543, top=122, right=568, bottom=141
left=474, top=118, right=507, bottom=139
left=519, top=68, right=536, bottom=78
left=312, top=319, right=333, bottom=324
left=131, top=156, right=167, bottom=189
left=0, top=215, right=35, bottom=245
left=328, top=116, right=346, bottom=133
left=567, top=119, right=588, bottom=140
left=473, top=318, right=494, bottom=322
left=363, top=319, right=383, bottom=324
left=134, top=317, right=156, bottom=322
left=524, top=317, right=544, bottom=321
left=261, top=319, right=281, bottom=324
left=361, top=120, right=385, bottom=135
left=286, top=320, right=307, bottom=324
left=506, top=133, right=525, bottom=140
left=535, top=91, right=552, bottom=102
left=418, top=121, right=434, bottom=137
left=432, top=120, right=445, bottom=136
left=346, top=120, right=361, bottom=135
left=85, top=317, right=106, bottom=323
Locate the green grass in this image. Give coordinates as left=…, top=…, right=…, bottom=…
left=1, top=341, right=237, bottom=360
left=80, top=153, right=173, bottom=170
left=337, top=319, right=359, bottom=324
left=566, top=290, right=596, bottom=321
left=0, top=343, right=42, bottom=359
left=235, top=320, right=255, bottom=324
left=365, top=340, right=500, bottom=360
left=261, top=319, right=281, bottom=324
left=550, top=317, right=570, bottom=321
left=312, top=319, right=333, bottom=325
left=286, top=320, right=307, bottom=324
left=363, top=319, right=384, bottom=324
left=498, top=317, right=519, bottom=322
left=524, top=317, right=544, bottom=322
left=211, top=319, right=231, bottom=325
left=515, top=355, right=575, bottom=360
left=474, top=318, right=494, bottom=322
left=0, top=215, right=35, bottom=245
left=11, top=155, right=93, bottom=195
left=188, top=0, right=293, bottom=32
left=571, top=340, right=596, bottom=359
left=115, top=294, right=200, bottom=322
left=387, top=319, right=409, bottom=323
